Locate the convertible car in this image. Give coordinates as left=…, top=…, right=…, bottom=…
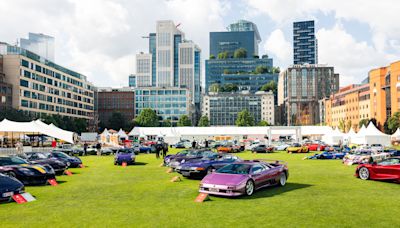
left=199, top=160, right=288, bottom=196
left=0, top=156, right=55, bottom=185
left=0, top=173, right=24, bottom=202
left=287, top=143, right=309, bottom=153
left=21, top=152, right=68, bottom=175
left=306, top=151, right=347, bottom=160
left=114, top=148, right=136, bottom=165
left=355, top=157, right=400, bottom=182
left=48, top=152, right=82, bottom=168
left=176, top=154, right=241, bottom=178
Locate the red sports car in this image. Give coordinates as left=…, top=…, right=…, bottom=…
left=305, top=143, right=326, bottom=151
left=355, top=157, right=400, bottom=182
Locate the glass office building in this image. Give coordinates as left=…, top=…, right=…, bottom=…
left=20, top=33, right=55, bottom=62
left=293, top=20, right=318, bottom=65
left=205, top=57, right=275, bottom=92
left=135, top=87, right=190, bottom=125
left=128, top=74, right=136, bottom=87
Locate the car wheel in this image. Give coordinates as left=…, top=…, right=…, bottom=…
left=279, top=173, right=287, bottom=186
left=245, top=180, right=255, bottom=196
left=359, top=167, right=370, bottom=180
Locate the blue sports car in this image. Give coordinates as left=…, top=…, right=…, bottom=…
left=176, top=154, right=241, bottom=179
left=306, top=151, right=347, bottom=160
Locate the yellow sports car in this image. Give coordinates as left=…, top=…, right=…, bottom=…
left=287, top=143, right=309, bottom=153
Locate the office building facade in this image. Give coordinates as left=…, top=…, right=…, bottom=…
left=0, top=42, right=94, bottom=119
left=210, top=20, right=261, bottom=58
left=324, top=84, right=370, bottom=130
left=135, top=87, right=191, bottom=125
left=293, top=20, right=317, bottom=65
left=96, top=87, right=135, bottom=127
left=135, top=21, right=201, bottom=122
left=128, top=74, right=136, bottom=87
left=20, top=33, right=55, bottom=62
left=202, top=91, right=274, bottom=126
left=368, top=60, right=400, bottom=128
left=281, top=64, right=339, bottom=125
left=0, top=58, right=12, bottom=110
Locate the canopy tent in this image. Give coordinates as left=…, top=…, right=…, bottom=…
left=322, top=127, right=344, bottom=145
left=391, top=128, right=400, bottom=141
left=0, top=119, right=76, bottom=144
left=352, top=122, right=391, bottom=146
left=117, top=129, right=129, bottom=140
left=344, top=127, right=357, bottom=144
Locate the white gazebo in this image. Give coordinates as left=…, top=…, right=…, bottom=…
left=352, top=122, right=391, bottom=146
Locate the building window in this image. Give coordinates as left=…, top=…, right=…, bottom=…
left=20, top=79, right=29, bottom=87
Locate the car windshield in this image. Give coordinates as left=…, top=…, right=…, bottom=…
left=53, top=152, right=70, bottom=158
left=378, top=158, right=400, bottom=165
left=0, top=156, right=28, bottom=166
left=29, top=153, right=48, bottom=159
left=354, top=150, right=372, bottom=155
left=118, top=149, right=133, bottom=154
left=216, top=164, right=251, bottom=174
left=176, top=150, right=189, bottom=156
left=292, top=143, right=301, bottom=147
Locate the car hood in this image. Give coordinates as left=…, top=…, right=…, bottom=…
left=181, top=160, right=212, bottom=167
left=117, top=153, right=134, bottom=158
left=0, top=175, right=24, bottom=192
left=201, top=173, right=248, bottom=186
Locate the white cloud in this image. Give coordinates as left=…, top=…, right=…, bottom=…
left=263, top=29, right=291, bottom=66
left=0, top=0, right=229, bottom=87
left=317, top=24, right=393, bottom=86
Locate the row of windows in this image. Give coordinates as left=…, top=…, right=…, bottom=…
left=20, top=99, right=91, bottom=116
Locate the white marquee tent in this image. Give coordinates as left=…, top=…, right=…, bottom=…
left=351, top=122, right=391, bottom=146
left=0, top=119, right=76, bottom=144
left=322, top=127, right=344, bottom=145
left=391, top=128, right=400, bottom=141
left=117, top=129, right=129, bottom=140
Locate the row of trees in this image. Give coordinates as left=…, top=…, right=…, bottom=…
left=208, top=81, right=277, bottom=93
left=212, top=48, right=248, bottom=59
left=222, top=66, right=280, bottom=75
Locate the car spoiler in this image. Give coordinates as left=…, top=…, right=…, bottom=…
left=243, top=159, right=288, bottom=166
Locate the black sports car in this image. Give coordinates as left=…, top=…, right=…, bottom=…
left=47, top=152, right=82, bottom=168
left=22, top=152, right=68, bottom=175
left=168, top=150, right=217, bottom=169
left=0, top=173, right=24, bottom=202
left=0, top=156, right=55, bottom=185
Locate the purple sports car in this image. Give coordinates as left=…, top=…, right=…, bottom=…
left=199, top=160, right=288, bottom=196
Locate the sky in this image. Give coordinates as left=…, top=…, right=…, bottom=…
left=0, top=0, right=399, bottom=87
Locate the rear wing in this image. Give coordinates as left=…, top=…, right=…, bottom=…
left=243, top=159, right=288, bottom=166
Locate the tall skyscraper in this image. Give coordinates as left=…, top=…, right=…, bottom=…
left=134, top=20, right=201, bottom=125
left=293, top=20, right=317, bottom=65
left=20, top=33, right=55, bottom=61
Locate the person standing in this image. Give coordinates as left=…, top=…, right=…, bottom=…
left=96, top=142, right=102, bottom=156
left=83, top=143, right=88, bottom=156
left=205, top=140, right=209, bottom=148
left=162, top=142, right=169, bottom=158
left=155, top=142, right=162, bottom=159
left=192, top=140, right=197, bottom=149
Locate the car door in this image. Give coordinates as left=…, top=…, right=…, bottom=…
left=373, top=158, right=400, bottom=179
left=250, top=164, right=267, bottom=188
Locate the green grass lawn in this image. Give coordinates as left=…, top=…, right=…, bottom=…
left=1, top=149, right=399, bottom=227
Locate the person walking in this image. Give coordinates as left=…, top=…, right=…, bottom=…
left=96, top=142, right=102, bottom=156
left=192, top=139, right=197, bottom=149
left=155, top=142, right=163, bottom=159
left=205, top=140, right=209, bottom=148
left=162, top=142, right=169, bottom=158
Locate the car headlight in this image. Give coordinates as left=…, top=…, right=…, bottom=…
left=181, top=159, right=185, bottom=163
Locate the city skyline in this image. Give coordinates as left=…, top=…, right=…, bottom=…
left=0, top=0, right=399, bottom=88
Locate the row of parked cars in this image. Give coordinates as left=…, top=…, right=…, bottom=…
left=0, top=151, right=83, bottom=203
left=163, top=149, right=289, bottom=196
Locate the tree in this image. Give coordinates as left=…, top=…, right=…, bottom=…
left=387, top=111, right=400, bottom=133
left=209, top=54, right=215, bottom=59
left=345, top=120, right=352, bottom=132
left=134, top=108, right=159, bottom=127
left=259, top=81, right=277, bottom=93
left=217, top=51, right=229, bottom=59
left=338, top=119, right=345, bottom=132
left=221, top=83, right=238, bottom=92
left=235, top=109, right=254, bottom=126
left=0, top=107, right=32, bottom=122
left=233, top=48, right=247, bottom=58
left=162, top=119, right=172, bottom=127
left=177, top=115, right=191, bottom=126
left=359, top=119, right=369, bottom=129
left=253, top=55, right=259, bottom=59
left=223, top=69, right=230, bottom=74
left=108, top=112, right=126, bottom=131
left=255, top=65, right=268, bottom=74
left=258, top=120, right=269, bottom=126
left=198, top=116, right=210, bottom=127
left=209, top=83, right=221, bottom=93
left=272, top=67, right=280, bottom=73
